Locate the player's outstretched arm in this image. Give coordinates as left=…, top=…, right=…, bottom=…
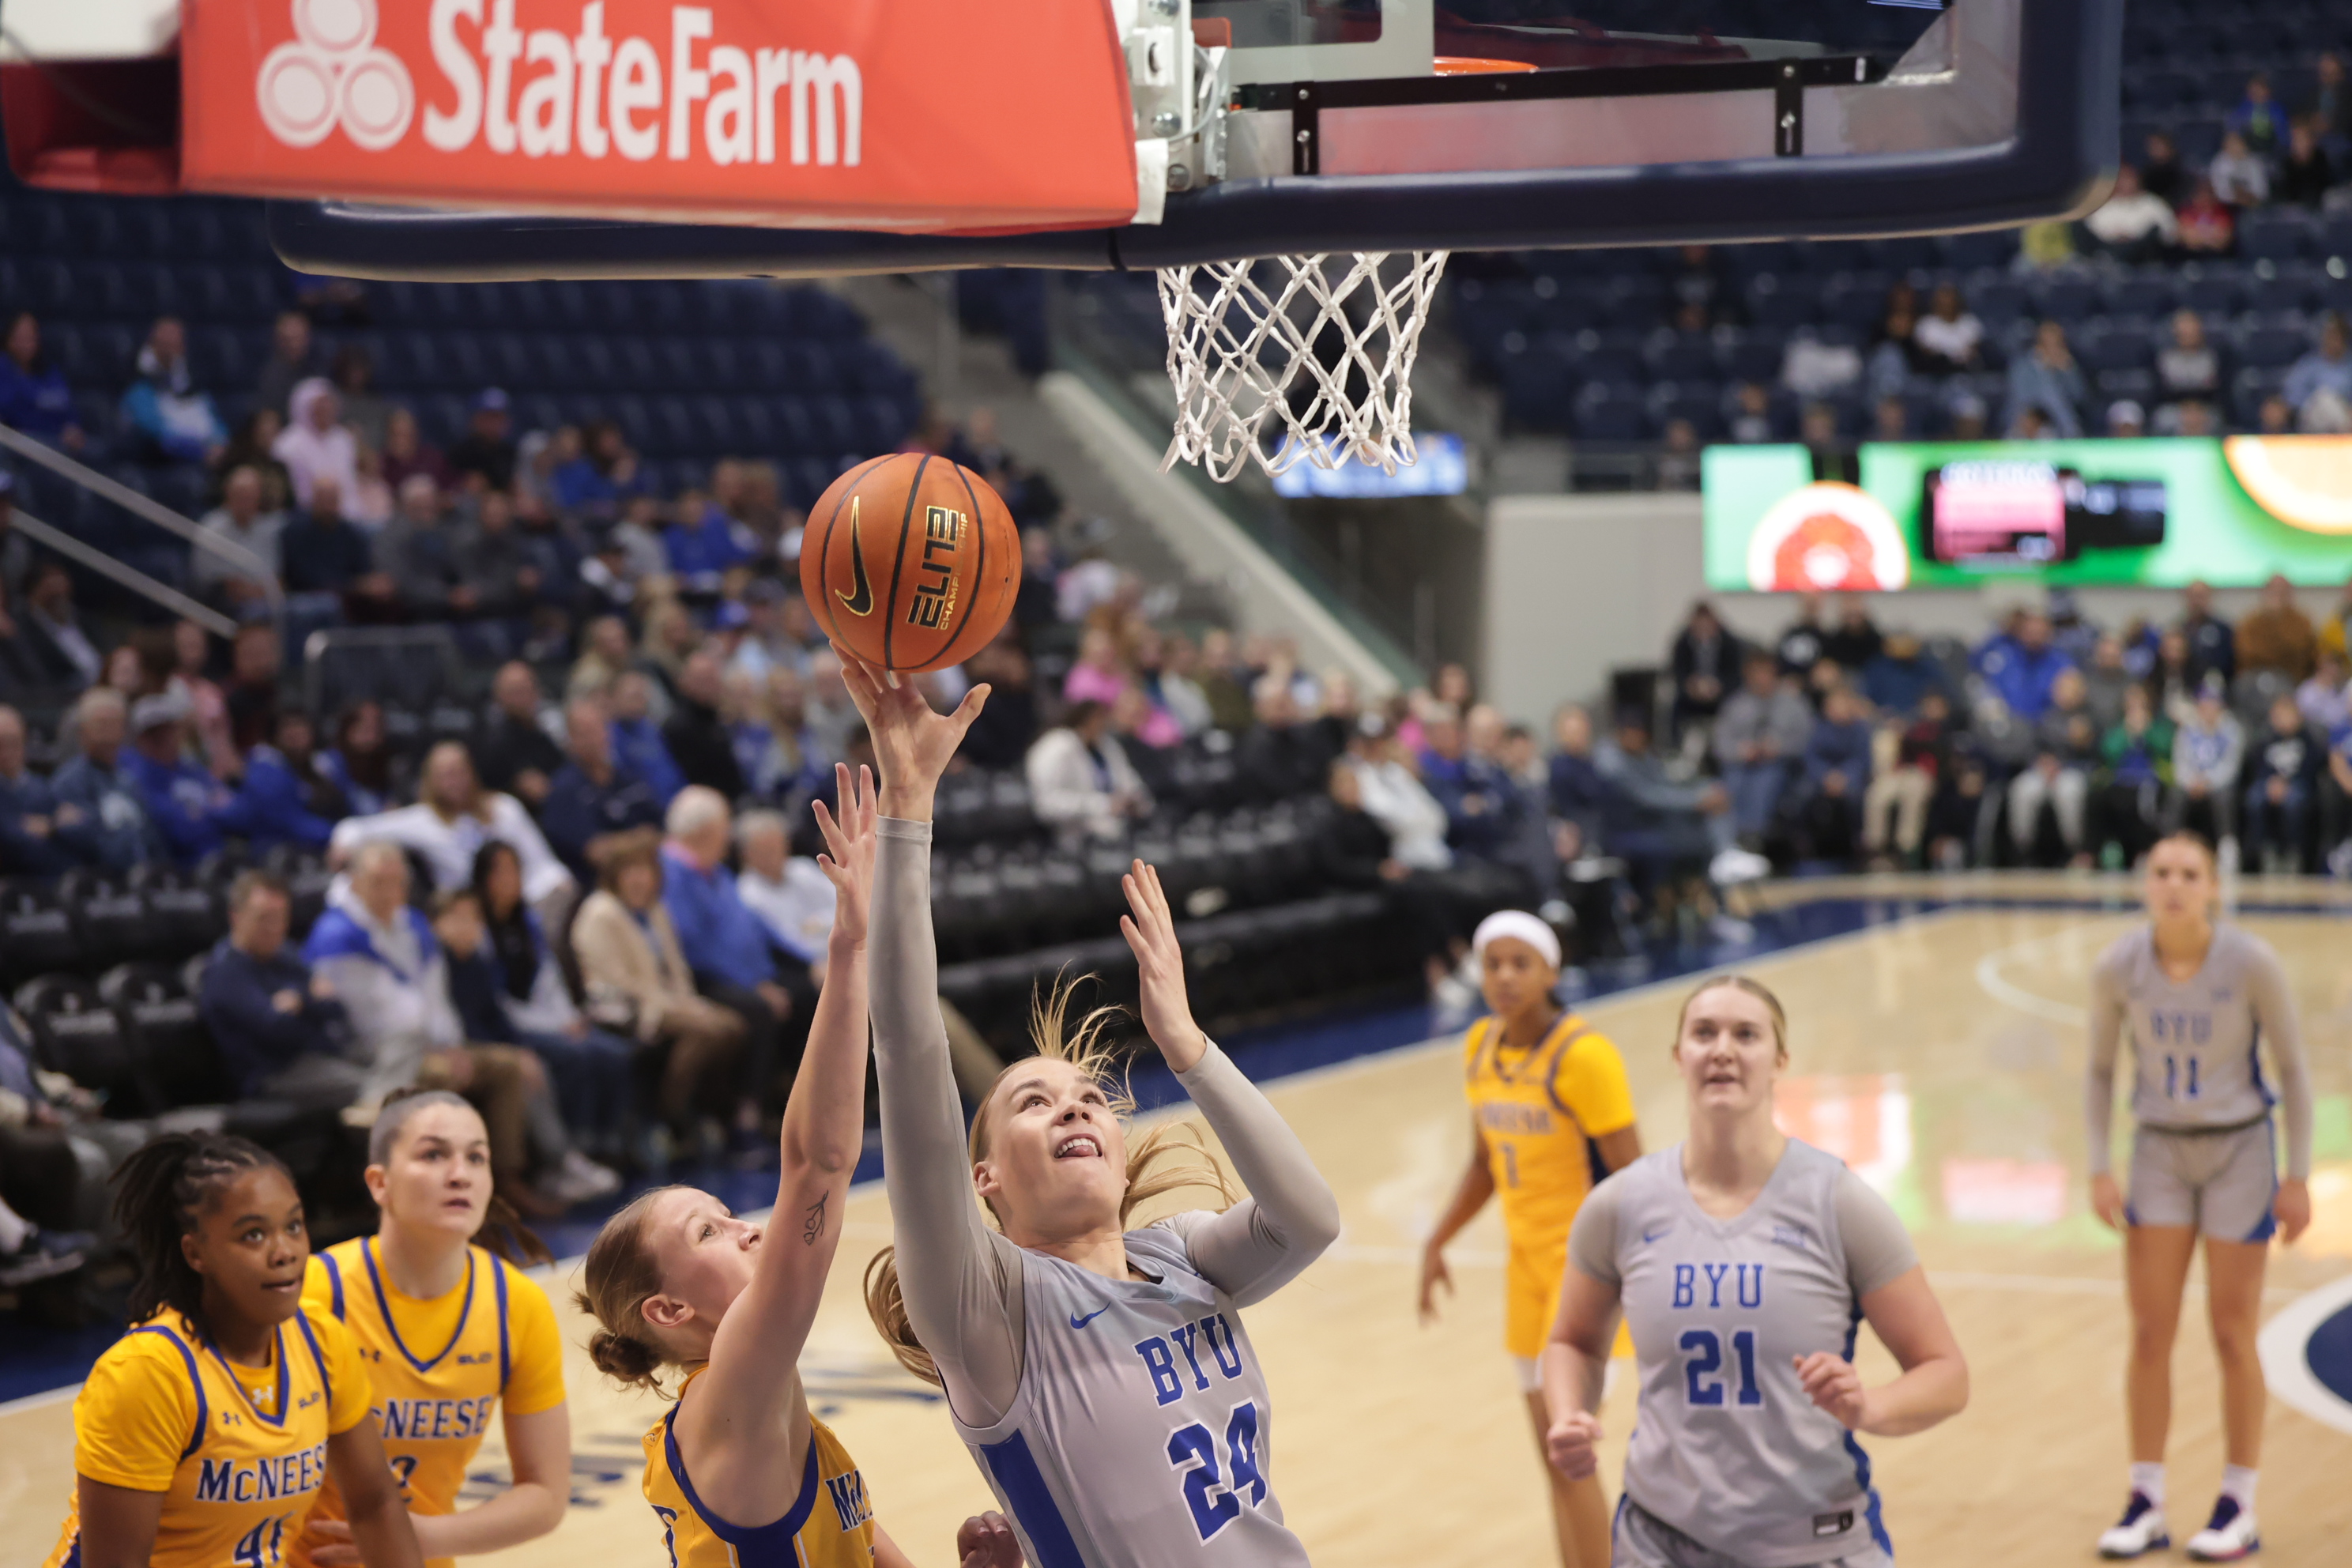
left=1796, top=1267, right=1969, bottom=1438
left=1122, top=859, right=1341, bottom=1305
left=836, top=650, right=1028, bottom=1422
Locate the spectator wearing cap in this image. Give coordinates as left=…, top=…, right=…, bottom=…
left=1027, top=699, right=1152, bottom=846
left=2105, top=401, right=2147, bottom=439
left=330, top=740, right=575, bottom=921
left=0, top=312, right=83, bottom=450
left=2284, top=315, right=2352, bottom=419
left=665, top=462, right=757, bottom=592
left=0, top=703, right=77, bottom=876
left=193, top=465, right=285, bottom=612
left=198, top=870, right=360, bottom=1109
left=120, top=690, right=239, bottom=865
left=541, top=693, right=665, bottom=884
left=448, top=388, right=518, bottom=491
left=2172, top=676, right=2244, bottom=851
left=478, top=661, right=567, bottom=809
left=2082, top=164, right=2177, bottom=262
left=272, top=377, right=360, bottom=511
left=2237, top=574, right=2318, bottom=683
left=13, top=560, right=101, bottom=692
left=254, top=311, right=322, bottom=418
left=50, top=688, right=160, bottom=871
left=120, top=317, right=228, bottom=465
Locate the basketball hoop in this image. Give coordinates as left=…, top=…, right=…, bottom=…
left=1158, top=249, right=1449, bottom=483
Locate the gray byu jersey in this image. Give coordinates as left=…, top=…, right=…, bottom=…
left=2086, top=924, right=2312, bottom=1178
left=1570, top=1140, right=1917, bottom=1568
left=949, top=1221, right=1308, bottom=1568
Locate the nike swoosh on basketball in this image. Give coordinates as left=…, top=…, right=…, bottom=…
left=1069, top=1307, right=1110, bottom=1329
left=837, top=496, right=876, bottom=616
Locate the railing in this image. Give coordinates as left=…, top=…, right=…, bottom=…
left=0, top=420, right=285, bottom=635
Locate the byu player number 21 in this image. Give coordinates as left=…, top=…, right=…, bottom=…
left=1542, top=977, right=1969, bottom=1568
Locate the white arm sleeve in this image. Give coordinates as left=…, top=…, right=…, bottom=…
left=871, top=819, right=1027, bottom=1427
left=1149, top=1042, right=1339, bottom=1308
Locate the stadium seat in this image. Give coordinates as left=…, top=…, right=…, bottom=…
left=2177, top=270, right=2248, bottom=317
left=14, top=974, right=141, bottom=1106
left=2235, top=315, right=2313, bottom=368
left=62, top=869, right=163, bottom=968
left=2238, top=210, right=2317, bottom=264
left=0, top=878, right=78, bottom=987
left=100, top=962, right=239, bottom=1113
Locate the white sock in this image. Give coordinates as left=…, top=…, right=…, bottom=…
left=2130, top=1463, right=2166, bottom=1510
left=2220, top=1465, right=2257, bottom=1513
left=0, top=1196, right=27, bottom=1254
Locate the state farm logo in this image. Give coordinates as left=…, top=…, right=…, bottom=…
left=247, top=0, right=865, bottom=171
left=257, top=0, right=416, bottom=150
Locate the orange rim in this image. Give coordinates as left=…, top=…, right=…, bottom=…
left=1433, top=55, right=1539, bottom=74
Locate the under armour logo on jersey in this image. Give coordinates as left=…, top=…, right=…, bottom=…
left=257, top=0, right=416, bottom=152
left=1069, top=1307, right=1110, bottom=1329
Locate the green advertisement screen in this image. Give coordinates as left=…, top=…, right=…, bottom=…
left=1702, top=436, right=2352, bottom=592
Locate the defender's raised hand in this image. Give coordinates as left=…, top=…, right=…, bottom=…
left=1118, top=859, right=1208, bottom=1072
left=831, top=644, right=989, bottom=820
left=810, top=763, right=878, bottom=949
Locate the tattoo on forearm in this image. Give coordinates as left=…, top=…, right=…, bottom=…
left=802, top=1193, right=827, bottom=1245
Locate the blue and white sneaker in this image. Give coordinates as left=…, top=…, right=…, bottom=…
left=2185, top=1496, right=2259, bottom=1561
left=2098, top=1492, right=2171, bottom=1559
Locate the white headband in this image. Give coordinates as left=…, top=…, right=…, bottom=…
left=1472, top=910, right=1560, bottom=970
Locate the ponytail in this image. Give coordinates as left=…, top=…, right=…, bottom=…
left=862, top=978, right=1238, bottom=1386
left=474, top=1191, right=555, bottom=1268
left=112, top=1133, right=290, bottom=1332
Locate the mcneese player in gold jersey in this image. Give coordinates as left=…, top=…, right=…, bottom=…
left=1420, top=911, right=1642, bottom=1568
left=45, top=1133, right=422, bottom=1568
left=289, top=1091, right=571, bottom=1568
left=575, top=768, right=1018, bottom=1568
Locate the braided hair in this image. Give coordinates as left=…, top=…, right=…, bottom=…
left=112, top=1133, right=292, bottom=1332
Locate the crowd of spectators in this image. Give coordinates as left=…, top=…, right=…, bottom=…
left=1641, top=579, right=2352, bottom=880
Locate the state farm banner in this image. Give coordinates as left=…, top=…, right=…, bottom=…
left=182, top=0, right=1139, bottom=231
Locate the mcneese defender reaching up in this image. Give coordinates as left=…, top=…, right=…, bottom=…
left=847, top=650, right=1344, bottom=1567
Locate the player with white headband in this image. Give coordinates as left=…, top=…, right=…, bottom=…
left=1419, top=910, right=1643, bottom=1567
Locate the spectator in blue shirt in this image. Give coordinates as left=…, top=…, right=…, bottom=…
left=1977, top=611, right=2075, bottom=721
left=195, top=870, right=359, bottom=1109
left=1417, top=707, right=1514, bottom=858
left=1859, top=631, right=1948, bottom=718
left=1546, top=703, right=1611, bottom=858
left=541, top=693, right=665, bottom=884
left=665, top=460, right=757, bottom=592
left=2003, top=321, right=2088, bottom=439
left=1799, top=683, right=1873, bottom=864
left=50, top=688, right=162, bottom=871
left=2283, top=314, right=2352, bottom=418
left=0, top=703, right=76, bottom=876
left=120, top=691, right=238, bottom=865
left=661, top=785, right=802, bottom=1140
left=0, top=313, right=83, bottom=450
left=610, top=668, right=686, bottom=805
left=119, top=317, right=227, bottom=465
left=2226, top=72, right=2291, bottom=157
left=221, top=722, right=341, bottom=852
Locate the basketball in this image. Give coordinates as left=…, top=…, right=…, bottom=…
left=799, top=451, right=1022, bottom=673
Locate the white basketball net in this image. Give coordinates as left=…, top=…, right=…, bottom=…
left=1158, top=251, right=1449, bottom=482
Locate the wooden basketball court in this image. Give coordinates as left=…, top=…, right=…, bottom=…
left=6, top=883, right=2350, bottom=1566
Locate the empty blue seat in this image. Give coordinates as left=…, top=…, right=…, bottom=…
left=441, top=334, right=491, bottom=390
left=647, top=397, right=697, bottom=455
left=1573, top=386, right=1645, bottom=441
left=1939, top=231, right=2019, bottom=271
left=2238, top=210, right=2316, bottom=263
left=2079, top=319, right=2155, bottom=374
left=1819, top=271, right=1894, bottom=329
left=733, top=400, right=776, bottom=450
left=2033, top=274, right=2101, bottom=322
left=1646, top=381, right=1722, bottom=439
left=2233, top=316, right=2312, bottom=368
left=516, top=395, right=564, bottom=439
left=2105, top=272, right=2177, bottom=318
left=612, top=338, right=658, bottom=390
left=771, top=398, right=818, bottom=453
left=853, top=395, right=908, bottom=453
left=571, top=338, right=618, bottom=389
left=2178, top=270, right=2247, bottom=315
left=809, top=397, right=858, bottom=452
left=609, top=395, right=652, bottom=452
left=1643, top=330, right=1717, bottom=382
left=1744, top=273, right=1821, bottom=330
left=654, top=340, right=700, bottom=392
